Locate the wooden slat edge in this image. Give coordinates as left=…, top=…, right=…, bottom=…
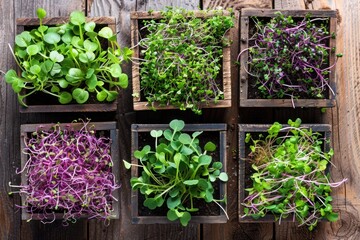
left=241, top=8, right=337, bottom=17
left=130, top=10, right=231, bottom=19
left=16, top=16, right=116, bottom=26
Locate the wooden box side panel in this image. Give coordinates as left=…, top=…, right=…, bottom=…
left=238, top=124, right=331, bottom=222
left=130, top=123, right=228, bottom=224
left=20, top=122, right=120, bottom=220
left=131, top=11, right=232, bottom=111
left=239, top=9, right=337, bottom=108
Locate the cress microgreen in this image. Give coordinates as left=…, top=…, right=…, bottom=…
left=124, top=119, right=228, bottom=226
left=242, top=119, right=347, bottom=230
left=9, top=119, right=119, bottom=225
left=241, top=12, right=342, bottom=101
left=4, top=8, right=132, bottom=106
left=137, top=8, right=234, bottom=114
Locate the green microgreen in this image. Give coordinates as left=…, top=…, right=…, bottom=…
left=4, top=8, right=132, bottom=106
left=242, top=118, right=347, bottom=230
left=137, top=8, right=234, bottom=114
left=124, top=119, right=228, bottom=226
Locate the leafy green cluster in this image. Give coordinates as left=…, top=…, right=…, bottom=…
left=243, top=119, right=346, bottom=230
left=124, top=119, right=228, bottom=226
left=138, top=8, right=234, bottom=114
left=5, top=8, right=132, bottom=106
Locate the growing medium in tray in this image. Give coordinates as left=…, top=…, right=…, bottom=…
left=137, top=8, right=234, bottom=114
left=242, top=119, right=347, bottom=230
left=241, top=12, right=342, bottom=100
left=10, top=120, right=119, bottom=224
left=124, top=119, right=228, bottom=226
left=4, top=8, right=132, bottom=106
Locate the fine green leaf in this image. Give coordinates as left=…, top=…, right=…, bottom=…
left=218, top=172, right=228, bottom=182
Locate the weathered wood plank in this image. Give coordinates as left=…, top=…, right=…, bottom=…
left=136, top=0, right=200, bottom=11
left=326, top=0, right=360, bottom=239
left=203, top=0, right=272, bottom=10
left=274, top=0, right=305, bottom=9
left=0, top=0, right=20, bottom=239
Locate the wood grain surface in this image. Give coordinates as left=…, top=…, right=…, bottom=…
left=0, top=0, right=358, bottom=239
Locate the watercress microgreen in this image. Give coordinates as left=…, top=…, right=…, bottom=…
left=242, top=119, right=347, bottom=230
left=124, top=119, right=228, bottom=226
left=137, top=8, right=234, bottom=114
left=5, top=8, right=132, bottom=106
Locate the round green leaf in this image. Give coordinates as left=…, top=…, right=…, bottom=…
left=204, top=141, right=216, bottom=152
left=84, top=21, right=96, bottom=32
left=98, top=27, right=113, bottom=39
left=50, top=63, right=62, bottom=76
left=96, top=90, right=107, bottom=102
left=41, top=60, right=54, bottom=73
left=86, top=74, right=97, bottom=89
left=72, top=88, right=89, bottom=104
left=179, top=212, right=191, bottom=227
left=106, top=91, right=118, bottom=102
left=26, top=44, right=39, bottom=56
left=4, top=70, right=17, bottom=83
left=49, top=50, right=64, bottom=62
left=58, top=91, right=72, bottom=104
left=167, top=196, right=181, bottom=209
left=179, top=133, right=192, bottom=144
left=167, top=209, right=179, bottom=221
left=29, top=65, right=41, bottom=75
left=44, top=32, right=61, bottom=44
left=36, top=8, right=46, bottom=20
left=169, top=119, right=185, bottom=132
left=143, top=198, right=158, bottom=210
left=117, top=73, right=128, bottom=88
left=70, top=11, right=85, bottom=26
left=150, top=130, right=163, bottom=138
left=199, top=155, right=212, bottom=165
left=219, top=172, right=228, bottom=182
left=109, top=63, right=122, bottom=77
left=58, top=79, right=69, bottom=88
left=83, top=39, right=98, bottom=52
left=15, top=35, right=28, bottom=47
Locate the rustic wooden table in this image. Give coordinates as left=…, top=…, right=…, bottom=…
left=0, top=0, right=357, bottom=239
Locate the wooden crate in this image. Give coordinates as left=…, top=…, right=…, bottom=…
left=238, top=123, right=331, bottom=222
left=239, top=9, right=337, bottom=107
left=19, top=121, right=120, bottom=220
left=131, top=123, right=228, bottom=224
left=16, top=17, right=118, bottom=113
left=130, top=11, right=232, bottom=111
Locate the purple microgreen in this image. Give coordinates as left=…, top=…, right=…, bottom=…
left=10, top=119, right=119, bottom=225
